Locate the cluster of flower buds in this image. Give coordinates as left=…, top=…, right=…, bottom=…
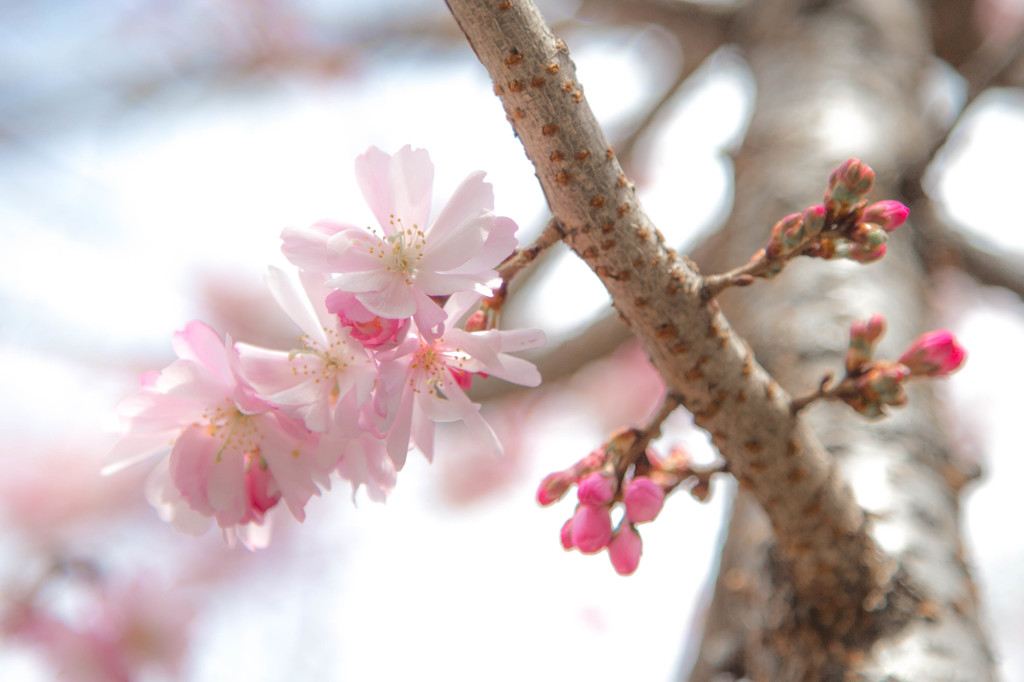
left=761, top=159, right=909, bottom=273
left=817, top=315, right=966, bottom=417
left=537, top=431, right=716, bottom=576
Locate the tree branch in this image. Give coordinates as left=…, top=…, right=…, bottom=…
left=445, top=0, right=892, bottom=662
left=912, top=196, right=1024, bottom=299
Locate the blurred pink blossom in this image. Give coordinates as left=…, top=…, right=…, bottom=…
left=105, top=321, right=330, bottom=548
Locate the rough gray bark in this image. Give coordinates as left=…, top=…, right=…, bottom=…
left=445, top=0, right=995, bottom=680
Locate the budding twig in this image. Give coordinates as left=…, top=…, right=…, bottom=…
left=481, top=217, right=566, bottom=323
left=790, top=372, right=835, bottom=414
left=790, top=317, right=967, bottom=418
left=614, top=390, right=682, bottom=479
left=702, top=160, right=909, bottom=298
left=495, top=216, right=565, bottom=285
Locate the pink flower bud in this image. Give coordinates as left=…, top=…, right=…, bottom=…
left=801, top=205, right=827, bottom=238
left=767, top=212, right=805, bottom=258
left=560, top=517, right=575, bottom=550
left=464, top=310, right=487, bottom=332
left=898, top=330, right=967, bottom=377
left=825, top=159, right=875, bottom=215
left=862, top=200, right=909, bottom=232
left=623, top=477, right=665, bottom=523
left=570, top=505, right=612, bottom=554
left=577, top=472, right=616, bottom=507
left=845, top=241, right=887, bottom=264
left=537, top=471, right=574, bottom=506
left=829, top=158, right=875, bottom=196
left=244, top=454, right=281, bottom=515
left=846, top=314, right=886, bottom=373
left=326, top=290, right=409, bottom=349
left=608, top=524, right=643, bottom=576
left=841, top=363, right=910, bottom=417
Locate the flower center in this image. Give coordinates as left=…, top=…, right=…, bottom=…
left=200, top=399, right=263, bottom=463
left=382, top=215, right=426, bottom=283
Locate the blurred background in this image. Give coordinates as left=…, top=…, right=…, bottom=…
left=1, top=0, right=1023, bottom=680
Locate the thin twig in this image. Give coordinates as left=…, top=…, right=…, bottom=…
left=614, top=391, right=683, bottom=480
left=496, top=216, right=566, bottom=284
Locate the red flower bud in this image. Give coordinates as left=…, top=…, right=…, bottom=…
left=560, top=517, right=575, bottom=550
left=571, top=505, right=613, bottom=554
left=536, top=471, right=573, bottom=506
left=577, top=471, right=617, bottom=507
left=862, top=200, right=909, bottom=233
left=623, top=477, right=665, bottom=523
left=825, top=158, right=875, bottom=214
left=899, top=330, right=966, bottom=377
left=608, top=524, right=643, bottom=576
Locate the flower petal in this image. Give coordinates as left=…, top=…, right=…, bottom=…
left=355, top=275, right=418, bottom=319
left=356, top=145, right=433, bottom=235
left=281, top=220, right=355, bottom=272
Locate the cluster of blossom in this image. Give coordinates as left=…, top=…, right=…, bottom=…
left=761, top=159, right=909, bottom=275
left=3, top=576, right=193, bottom=682
left=832, top=314, right=966, bottom=417
left=105, top=146, right=545, bottom=548
left=537, top=430, right=711, bottom=576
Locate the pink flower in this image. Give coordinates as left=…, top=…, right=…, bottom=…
left=281, top=145, right=519, bottom=336
left=570, top=505, right=612, bottom=554
left=608, top=524, right=643, bottom=576
left=577, top=472, right=616, bottom=507
left=325, top=289, right=409, bottom=350
left=2, top=578, right=194, bottom=682
left=236, top=268, right=378, bottom=437
left=376, top=294, right=545, bottom=468
left=898, top=329, right=967, bottom=377
left=623, top=477, right=665, bottom=523
left=105, top=321, right=329, bottom=546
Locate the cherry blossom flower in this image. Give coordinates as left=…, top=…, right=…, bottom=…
left=375, top=294, right=545, bottom=468
left=105, top=321, right=328, bottom=547
left=281, top=145, right=519, bottom=336
left=236, top=267, right=379, bottom=436
left=325, top=431, right=397, bottom=503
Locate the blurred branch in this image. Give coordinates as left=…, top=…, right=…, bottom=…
left=575, top=0, right=739, bottom=36
left=896, top=23, right=1024, bottom=300
left=578, top=0, right=735, bottom=170
left=927, top=0, right=985, bottom=67
left=901, top=22, right=1024, bottom=192
left=958, top=24, right=1024, bottom=98
left=912, top=197, right=1024, bottom=299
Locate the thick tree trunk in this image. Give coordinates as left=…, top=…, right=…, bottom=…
left=687, top=2, right=996, bottom=680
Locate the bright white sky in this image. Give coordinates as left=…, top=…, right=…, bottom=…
left=1, top=5, right=1022, bottom=681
